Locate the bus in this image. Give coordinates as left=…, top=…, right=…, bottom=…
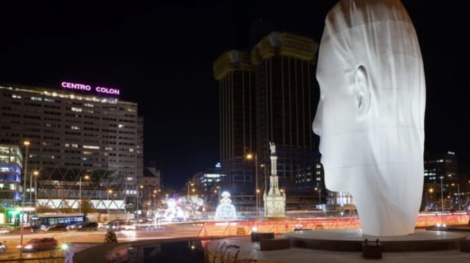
left=30, top=213, right=86, bottom=230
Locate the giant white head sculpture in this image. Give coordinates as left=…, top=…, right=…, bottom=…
left=313, top=0, right=425, bottom=236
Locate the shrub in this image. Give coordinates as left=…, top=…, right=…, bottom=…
left=104, top=230, right=118, bottom=243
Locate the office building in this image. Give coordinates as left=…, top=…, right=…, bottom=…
left=214, top=50, right=257, bottom=203
left=251, top=31, right=318, bottom=193
left=423, top=151, right=460, bottom=211
left=0, top=82, right=143, bottom=212
left=0, top=145, right=23, bottom=208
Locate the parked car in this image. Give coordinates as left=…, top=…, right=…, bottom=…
left=17, top=238, right=58, bottom=252
left=105, top=220, right=126, bottom=230
left=67, top=222, right=84, bottom=230
left=77, top=222, right=98, bottom=231
left=122, top=221, right=136, bottom=231
left=0, top=241, right=7, bottom=253
left=46, top=223, right=68, bottom=232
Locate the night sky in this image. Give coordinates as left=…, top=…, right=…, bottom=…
left=0, top=0, right=467, bottom=190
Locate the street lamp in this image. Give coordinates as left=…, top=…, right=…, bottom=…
left=137, top=184, right=143, bottom=220
left=246, top=153, right=259, bottom=218
left=20, top=140, right=30, bottom=258
left=33, top=170, right=39, bottom=210
left=261, top=164, right=267, bottom=196
left=187, top=181, right=194, bottom=199
left=451, top=183, right=460, bottom=210
left=78, top=175, right=90, bottom=213
left=440, top=176, right=444, bottom=212
left=107, top=189, right=113, bottom=214
left=315, top=187, right=322, bottom=206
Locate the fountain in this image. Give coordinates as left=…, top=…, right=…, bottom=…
left=214, top=191, right=237, bottom=220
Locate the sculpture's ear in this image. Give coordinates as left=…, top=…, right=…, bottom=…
left=355, top=65, right=371, bottom=119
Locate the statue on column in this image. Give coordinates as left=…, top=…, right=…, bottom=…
left=269, top=141, right=276, bottom=155
left=264, top=141, right=285, bottom=218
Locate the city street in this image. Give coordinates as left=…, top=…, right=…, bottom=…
left=0, top=224, right=203, bottom=260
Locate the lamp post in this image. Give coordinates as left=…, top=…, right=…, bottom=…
left=137, top=185, right=143, bottom=220
left=107, top=189, right=112, bottom=214
left=153, top=190, right=158, bottom=211
left=33, top=170, right=39, bottom=210
left=315, top=187, right=321, bottom=206
left=246, top=153, right=259, bottom=218
left=78, top=175, right=90, bottom=213
left=451, top=183, right=460, bottom=210
left=261, top=164, right=267, bottom=195
left=440, top=176, right=444, bottom=212
left=187, top=181, right=194, bottom=199
left=20, top=140, right=30, bottom=258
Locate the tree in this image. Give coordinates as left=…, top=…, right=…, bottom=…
left=126, top=203, right=135, bottom=213
left=104, top=230, right=118, bottom=243
left=36, top=204, right=56, bottom=213
left=60, top=200, right=73, bottom=213
left=80, top=198, right=95, bottom=214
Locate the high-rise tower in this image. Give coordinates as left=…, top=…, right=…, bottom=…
left=213, top=50, right=257, bottom=193
left=251, top=31, right=318, bottom=193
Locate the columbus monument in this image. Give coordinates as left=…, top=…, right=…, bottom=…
left=263, top=141, right=286, bottom=218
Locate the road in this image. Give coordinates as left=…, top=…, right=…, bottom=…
left=0, top=224, right=203, bottom=260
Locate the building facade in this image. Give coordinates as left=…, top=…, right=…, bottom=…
left=0, top=83, right=143, bottom=212
left=136, top=161, right=161, bottom=215
left=0, top=145, right=23, bottom=208
left=423, top=151, right=461, bottom=211
left=214, top=50, right=258, bottom=208
left=251, top=31, right=318, bottom=194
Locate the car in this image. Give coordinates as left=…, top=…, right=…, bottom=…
left=106, top=220, right=126, bottom=230
left=122, top=221, right=136, bottom=231
left=67, top=222, right=85, bottom=230
left=77, top=222, right=98, bottom=231
left=17, top=238, right=58, bottom=252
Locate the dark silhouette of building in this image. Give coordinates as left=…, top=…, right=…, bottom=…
left=214, top=50, right=257, bottom=196
left=251, top=31, right=318, bottom=196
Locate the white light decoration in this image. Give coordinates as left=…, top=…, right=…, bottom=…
left=313, top=0, right=425, bottom=236
left=214, top=191, right=237, bottom=220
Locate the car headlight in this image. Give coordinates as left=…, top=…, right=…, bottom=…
left=24, top=245, right=33, bottom=249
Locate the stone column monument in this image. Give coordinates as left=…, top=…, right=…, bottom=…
left=263, top=141, right=286, bottom=218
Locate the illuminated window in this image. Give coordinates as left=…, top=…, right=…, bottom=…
left=83, top=145, right=99, bottom=150
left=71, top=107, right=82, bottom=112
